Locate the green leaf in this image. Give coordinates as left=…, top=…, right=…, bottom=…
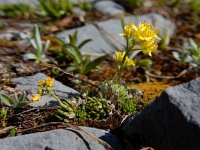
left=189, top=38, right=198, bottom=50
left=138, top=59, right=152, bottom=67
left=43, top=40, right=50, bottom=53
left=67, top=46, right=82, bottom=64
left=120, top=18, right=125, bottom=32
left=78, top=39, right=92, bottom=49
left=15, top=102, right=28, bottom=108
left=23, top=53, right=37, bottom=60
left=0, top=93, right=14, bottom=107
left=66, top=65, right=79, bottom=72
left=33, top=24, right=42, bottom=52
left=38, top=0, right=60, bottom=18
left=18, top=91, right=26, bottom=103
left=83, top=56, right=105, bottom=74
left=172, top=51, right=181, bottom=61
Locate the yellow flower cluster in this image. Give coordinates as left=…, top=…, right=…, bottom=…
left=38, top=77, right=54, bottom=87
left=115, top=51, right=135, bottom=68
left=29, top=94, right=41, bottom=102
left=120, top=21, right=160, bottom=56
left=29, top=77, right=54, bottom=102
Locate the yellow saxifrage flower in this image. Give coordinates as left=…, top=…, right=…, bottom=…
left=38, top=80, right=45, bottom=87
left=29, top=94, right=41, bottom=102
left=133, top=22, right=160, bottom=42
left=141, top=39, right=158, bottom=56
left=120, top=24, right=135, bottom=39
left=124, top=57, right=135, bottom=67
left=37, top=88, right=43, bottom=94
left=116, top=51, right=125, bottom=63
left=45, top=77, right=54, bottom=87
left=115, top=51, right=135, bottom=67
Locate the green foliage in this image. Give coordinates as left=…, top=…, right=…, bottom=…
left=55, top=95, right=114, bottom=121
left=54, top=80, right=138, bottom=121
left=0, top=3, right=33, bottom=17
left=138, top=58, right=152, bottom=67
left=49, top=32, right=104, bottom=74
left=0, top=92, right=28, bottom=108
left=172, top=38, right=200, bottom=67
left=23, top=24, right=50, bottom=63
left=160, top=29, right=171, bottom=50
left=78, top=1, right=92, bottom=11
left=98, top=80, right=137, bottom=114
left=127, top=0, right=145, bottom=6
left=7, top=128, right=16, bottom=137
left=191, top=0, right=200, bottom=14
left=38, top=0, right=73, bottom=19
left=158, top=0, right=183, bottom=6
left=57, top=31, right=104, bottom=75
left=0, top=108, right=7, bottom=127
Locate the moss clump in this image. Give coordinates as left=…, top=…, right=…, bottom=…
left=129, top=82, right=170, bottom=105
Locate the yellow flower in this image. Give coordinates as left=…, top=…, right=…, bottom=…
left=120, top=23, right=136, bottom=39
left=133, top=22, right=160, bottom=42
left=38, top=80, right=45, bottom=87
left=115, top=51, right=125, bottom=63
left=37, top=88, right=43, bottom=94
left=29, top=94, right=41, bottom=102
left=141, top=39, right=158, bottom=56
left=124, top=57, right=135, bottom=67
left=115, top=51, right=135, bottom=67
left=45, top=77, right=54, bottom=87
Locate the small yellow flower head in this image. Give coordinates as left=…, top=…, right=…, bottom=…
left=120, top=23, right=137, bottom=39
left=37, top=88, right=43, bottom=94
left=45, top=77, right=54, bottom=87
left=133, top=21, right=160, bottom=42
left=115, top=51, right=135, bottom=68
left=38, top=80, right=45, bottom=87
left=29, top=94, right=41, bottom=102
left=141, top=39, right=158, bottom=56
left=115, top=51, right=125, bottom=63
left=124, top=57, right=135, bottom=67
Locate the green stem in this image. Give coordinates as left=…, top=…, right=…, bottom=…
left=114, top=40, right=139, bottom=82
left=47, top=88, right=68, bottom=109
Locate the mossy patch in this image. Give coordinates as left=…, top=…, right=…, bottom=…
left=129, top=82, right=170, bottom=105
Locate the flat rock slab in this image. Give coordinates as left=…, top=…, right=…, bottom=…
left=0, top=127, right=123, bottom=150
left=56, top=24, right=114, bottom=56
left=12, top=73, right=79, bottom=107
left=97, top=13, right=176, bottom=50
left=122, top=77, right=200, bottom=150
left=93, top=1, right=125, bottom=17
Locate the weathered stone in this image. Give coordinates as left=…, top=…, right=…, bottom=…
left=122, top=77, right=200, bottom=150
left=12, top=73, right=79, bottom=107
left=0, top=127, right=124, bottom=150
left=96, top=13, right=176, bottom=50
left=56, top=24, right=114, bottom=56
left=74, top=7, right=86, bottom=17
left=93, top=0, right=125, bottom=17
left=0, top=0, right=38, bottom=7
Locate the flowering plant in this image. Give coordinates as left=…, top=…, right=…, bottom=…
left=114, top=21, right=160, bottom=82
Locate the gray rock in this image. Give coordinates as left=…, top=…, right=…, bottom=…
left=12, top=73, right=79, bottom=107
left=74, top=7, right=86, bottom=17
left=96, top=13, right=176, bottom=50
left=122, top=77, right=200, bottom=150
left=0, top=32, right=16, bottom=40
left=93, top=0, right=125, bottom=17
left=0, top=127, right=124, bottom=150
left=56, top=24, right=114, bottom=56
left=0, top=0, right=38, bottom=7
